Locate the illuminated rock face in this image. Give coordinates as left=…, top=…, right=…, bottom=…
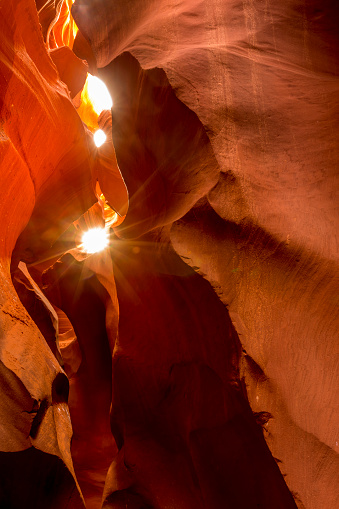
left=0, top=0, right=338, bottom=508
left=0, top=0, right=94, bottom=506
left=72, top=1, right=338, bottom=506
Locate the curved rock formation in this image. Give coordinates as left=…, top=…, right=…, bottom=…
left=0, top=0, right=93, bottom=505
left=42, top=250, right=118, bottom=508
left=0, top=0, right=338, bottom=508
left=71, top=1, right=339, bottom=506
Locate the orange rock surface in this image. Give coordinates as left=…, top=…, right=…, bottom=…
left=0, top=0, right=338, bottom=508
left=72, top=1, right=339, bottom=506
left=0, top=0, right=94, bottom=505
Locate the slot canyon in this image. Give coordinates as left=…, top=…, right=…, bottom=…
left=0, top=0, right=338, bottom=508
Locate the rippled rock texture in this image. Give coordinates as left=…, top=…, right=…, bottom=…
left=1, top=0, right=338, bottom=508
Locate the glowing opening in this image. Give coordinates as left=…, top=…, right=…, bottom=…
left=86, top=75, right=113, bottom=115
left=81, top=228, right=109, bottom=254
left=93, top=129, right=106, bottom=147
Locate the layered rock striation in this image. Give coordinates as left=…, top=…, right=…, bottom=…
left=0, top=0, right=338, bottom=508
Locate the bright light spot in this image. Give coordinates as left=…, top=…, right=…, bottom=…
left=86, top=74, right=113, bottom=115
left=93, top=129, right=106, bottom=147
left=81, top=228, right=109, bottom=254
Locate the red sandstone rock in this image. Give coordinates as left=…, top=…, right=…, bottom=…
left=42, top=249, right=118, bottom=509
left=0, top=0, right=338, bottom=508
left=2, top=0, right=96, bottom=264
left=0, top=0, right=96, bottom=505
left=104, top=233, right=298, bottom=508
left=72, top=0, right=339, bottom=257
left=49, top=46, right=88, bottom=98
left=99, top=53, right=219, bottom=238
left=12, top=261, right=63, bottom=366
left=95, top=110, right=129, bottom=218
left=35, top=0, right=63, bottom=43
left=71, top=0, right=339, bottom=507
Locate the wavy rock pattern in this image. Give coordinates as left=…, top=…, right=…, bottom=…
left=0, top=0, right=338, bottom=508
left=0, top=0, right=94, bottom=505
left=71, top=0, right=339, bottom=507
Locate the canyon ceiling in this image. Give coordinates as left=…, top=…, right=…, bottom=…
left=0, top=0, right=338, bottom=508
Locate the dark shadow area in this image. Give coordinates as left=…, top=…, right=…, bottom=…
left=108, top=232, right=298, bottom=508
left=0, top=447, right=83, bottom=509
